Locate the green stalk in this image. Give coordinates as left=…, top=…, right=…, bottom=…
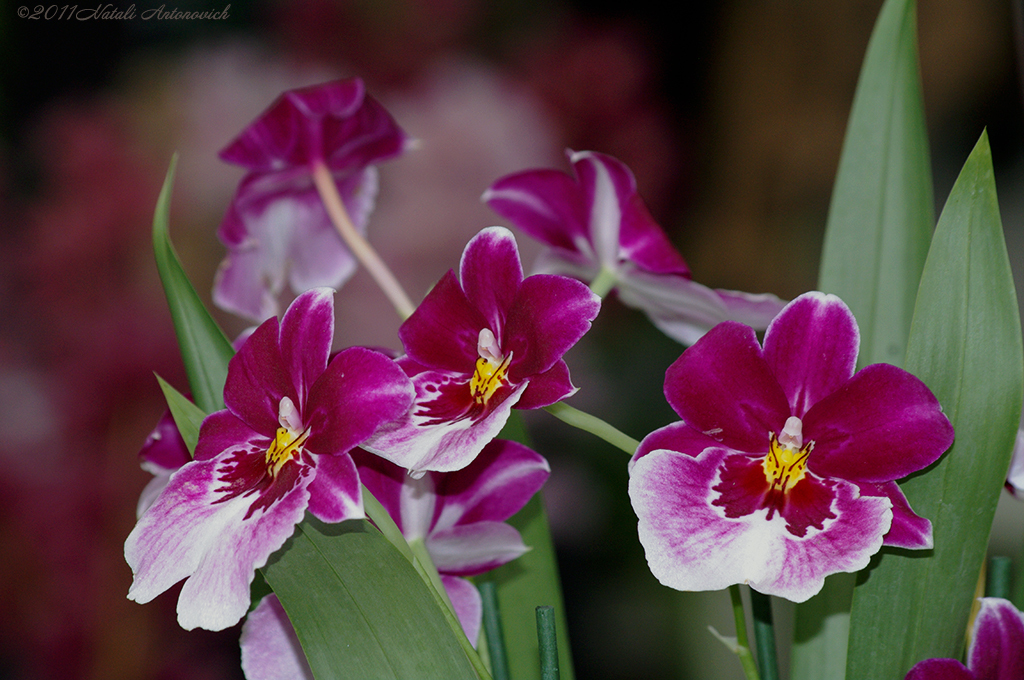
left=729, top=585, right=761, bottom=680
left=543, top=402, right=639, bottom=456
left=750, top=591, right=779, bottom=680
left=536, top=606, right=560, bottom=680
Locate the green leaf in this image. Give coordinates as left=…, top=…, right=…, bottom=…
left=152, top=155, right=234, bottom=414
left=155, top=374, right=207, bottom=456
left=261, top=517, right=481, bottom=680
left=845, top=130, right=1022, bottom=678
left=797, top=0, right=933, bottom=674
left=476, top=414, right=575, bottom=680
left=817, top=0, right=932, bottom=369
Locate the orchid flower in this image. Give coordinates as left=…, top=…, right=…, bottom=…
left=214, top=78, right=410, bottom=322
left=125, top=289, right=415, bottom=631
left=363, top=226, right=600, bottom=475
left=628, top=292, right=954, bottom=602
left=238, top=439, right=549, bottom=678
left=136, top=407, right=191, bottom=518
left=905, top=598, right=1024, bottom=680
left=483, top=149, right=785, bottom=345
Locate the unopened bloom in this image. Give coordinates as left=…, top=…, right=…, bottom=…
left=125, top=289, right=414, bottom=630
left=214, top=78, right=410, bottom=321
left=484, top=149, right=785, bottom=344
left=628, top=292, right=954, bottom=602
left=364, top=226, right=600, bottom=474
left=906, top=598, right=1024, bottom=680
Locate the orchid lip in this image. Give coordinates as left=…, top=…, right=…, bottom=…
left=470, top=328, right=513, bottom=406
left=764, top=417, right=813, bottom=499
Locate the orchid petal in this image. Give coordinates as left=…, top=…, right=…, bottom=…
left=905, top=659, right=975, bottom=680
left=1005, top=429, right=1024, bottom=499
left=803, top=363, right=954, bottom=483
left=240, top=595, right=314, bottom=680
left=629, top=446, right=892, bottom=603
left=858, top=481, right=933, bottom=549
left=511, top=359, right=576, bottom=410
left=762, top=292, right=860, bottom=417
left=126, top=454, right=312, bottom=631
left=663, top=321, right=790, bottom=452
left=428, top=522, right=529, bottom=575
left=441, top=575, right=483, bottom=648
left=399, top=271, right=487, bottom=373
left=968, top=598, right=1024, bottom=680
left=630, top=421, right=723, bottom=468
left=223, top=316, right=293, bottom=435
left=483, top=169, right=587, bottom=252
left=460, top=227, right=524, bottom=335
left=278, top=287, right=333, bottom=404
left=350, top=449, right=409, bottom=533
left=503, top=273, right=600, bottom=380
left=305, top=452, right=363, bottom=524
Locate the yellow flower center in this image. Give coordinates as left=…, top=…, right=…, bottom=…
left=470, top=327, right=513, bottom=406
left=762, top=416, right=813, bottom=494
left=265, top=425, right=311, bottom=477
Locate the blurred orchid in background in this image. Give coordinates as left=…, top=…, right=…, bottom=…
left=214, top=78, right=410, bottom=322
left=628, top=292, right=954, bottom=602
left=484, top=149, right=785, bottom=344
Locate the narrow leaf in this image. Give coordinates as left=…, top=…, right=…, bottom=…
left=152, top=155, right=234, bottom=413
left=477, top=413, right=575, bottom=680
left=155, top=374, right=206, bottom=455
left=845, top=130, right=1022, bottom=678
left=797, top=0, right=933, bottom=674
left=261, top=517, right=481, bottom=680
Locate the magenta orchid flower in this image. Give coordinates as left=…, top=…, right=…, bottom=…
left=214, top=78, right=410, bottom=322
left=628, top=292, right=954, bottom=602
left=237, top=439, right=549, bottom=678
left=483, top=149, right=785, bottom=345
left=363, top=226, right=600, bottom=474
left=906, top=598, right=1024, bottom=680
left=136, top=407, right=191, bottom=518
left=125, top=289, right=414, bottom=631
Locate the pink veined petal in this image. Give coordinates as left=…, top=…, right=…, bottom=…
left=126, top=453, right=313, bottom=631
left=278, top=288, right=334, bottom=407
left=857, top=481, right=933, bottom=549
left=432, top=439, right=550, bottom=528
left=136, top=472, right=174, bottom=519
left=223, top=316, right=294, bottom=436
left=502, top=273, right=600, bottom=381
left=459, top=227, right=524, bottom=335
left=304, top=346, right=415, bottom=456
left=428, top=521, right=529, bottom=575
left=531, top=247, right=600, bottom=281
left=615, top=268, right=786, bottom=344
left=571, top=150, right=689, bottom=275
left=803, top=362, right=954, bottom=484
left=195, top=410, right=268, bottom=462
left=441, top=575, right=483, bottom=648
left=482, top=168, right=588, bottom=253
left=630, top=420, right=723, bottom=469
left=762, top=292, right=860, bottom=418
left=904, top=659, right=975, bottom=680
left=514, top=359, right=577, bottom=410
left=399, top=271, right=488, bottom=373
left=305, top=452, right=363, bottom=524
left=240, top=595, right=314, bottom=680
left=628, top=446, right=892, bottom=603
left=968, top=598, right=1024, bottom=680
left=362, top=377, right=528, bottom=474
left=663, top=321, right=790, bottom=453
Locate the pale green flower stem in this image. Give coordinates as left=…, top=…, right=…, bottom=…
left=311, top=161, right=416, bottom=320
left=730, top=585, right=761, bottom=680
left=362, top=487, right=493, bottom=680
left=543, top=402, right=639, bottom=456
left=589, top=266, right=619, bottom=298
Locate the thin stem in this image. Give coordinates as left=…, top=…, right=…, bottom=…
left=310, top=161, right=416, bottom=319
left=988, top=556, right=1013, bottom=599
left=750, top=590, right=779, bottom=680
left=729, top=584, right=761, bottom=680
left=479, top=581, right=512, bottom=680
left=536, top=606, right=560, bottom=680
left=589, top=266, right=618, bottom=298
left=544, top=402, right=639, bottom=456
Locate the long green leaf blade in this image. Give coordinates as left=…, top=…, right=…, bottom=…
left=796, top=0, right=933, bottom=675
left=845, top=130, right=1022, bottom=678
left=152, top=155, right=234, bottom=414
left=262, top=517, right=480, bottom=680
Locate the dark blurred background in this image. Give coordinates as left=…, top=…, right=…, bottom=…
left=1, top=1, right=1022, bottom=678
